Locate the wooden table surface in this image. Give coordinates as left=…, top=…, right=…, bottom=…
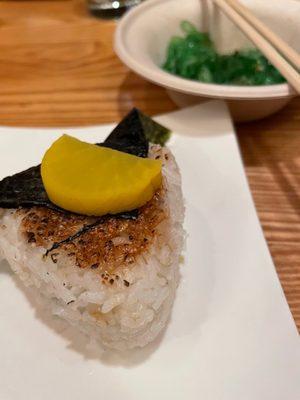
left=0, top=1, right=299, bottom=331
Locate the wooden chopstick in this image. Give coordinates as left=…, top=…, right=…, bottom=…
left=225, top=0, right=300, bottom=70
left=212, top=0, right=300, bottom=93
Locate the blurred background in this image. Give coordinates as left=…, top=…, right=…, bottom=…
left=0, top=0, right=174, bottom=126
left=0, top=0, right=299, bottom=330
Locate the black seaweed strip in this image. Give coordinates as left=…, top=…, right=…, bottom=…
left=44, top=218, right=106, bottom=256
left=99, top=108, right=148, bottom=158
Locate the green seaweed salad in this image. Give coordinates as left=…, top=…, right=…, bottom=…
left=162, top=21, right=285, bottom=86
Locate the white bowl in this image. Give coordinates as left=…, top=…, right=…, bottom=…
left=115, top=0, right=299, bottom=122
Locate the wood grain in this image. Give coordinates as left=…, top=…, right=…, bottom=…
left=238, top=103, right=300, bottom=331
left=0, top=0, right=299, bottom=331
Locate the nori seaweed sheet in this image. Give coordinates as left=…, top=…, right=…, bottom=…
left=100, top=108, right=170, bottom=155
left=100, top=108, right=149, bottom=158
left=0, top=165, right=57, bottom=210
left=0, top=108, right=170, bottom=219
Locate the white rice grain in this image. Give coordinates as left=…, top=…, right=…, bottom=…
left=0, top=145, right=185, bottom=351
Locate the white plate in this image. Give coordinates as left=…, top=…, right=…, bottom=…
left=0, top=101, right=299, bottom=400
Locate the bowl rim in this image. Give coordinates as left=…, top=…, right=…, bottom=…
left=115, top=0, right=296, bottom=100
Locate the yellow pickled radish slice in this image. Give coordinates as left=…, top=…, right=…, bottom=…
left=41, top=135, right=162, bottom=216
